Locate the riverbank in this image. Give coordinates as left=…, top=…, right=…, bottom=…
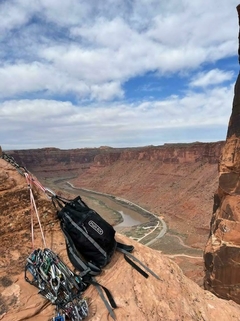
left=65, top=181, right=167, bottom=243
left=41, top=175, right=204, bottom=287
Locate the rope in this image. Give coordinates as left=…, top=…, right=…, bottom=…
left=30, top=189, right=35, bottom=250
left=1, top=152, right=53, bottom=248
left=28, top=175, right=46, bottom=193
left=1, top=152, right=56, bottom=198
left=25, top=173, right=47, bottom=248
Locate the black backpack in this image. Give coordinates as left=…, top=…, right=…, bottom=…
left=57, top=195, right=117, bottom=270
left=53, top=195, right=159, bottom=319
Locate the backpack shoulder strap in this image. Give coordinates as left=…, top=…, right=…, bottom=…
left=86, top=276, right=117, bottom=320
left=116, top=242, right=134, bottom=252
left=60, top=221, right=101, bottom=276
left=62, top=222, right=117, bottom=319
left=116, top=242, right=160, bottom=280
left=52, top=194, right=89, bottom=212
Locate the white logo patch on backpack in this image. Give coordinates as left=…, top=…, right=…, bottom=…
left=88, top=220, right=103, bottom=235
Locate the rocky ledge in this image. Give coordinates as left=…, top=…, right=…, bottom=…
left=1, top=158, right=240, bottom=321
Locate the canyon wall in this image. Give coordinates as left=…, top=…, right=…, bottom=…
left=8, top=142, right=223, bottom=173
left=204, top=73, right=240, bottom=303
left=6, top=141, right=224, bottom=249
left=203, top=4, right=240, bottom=304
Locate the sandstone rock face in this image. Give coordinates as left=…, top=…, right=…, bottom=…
left=204, top=6, right=240, bottom=304
left=0, top=158, right=58, bottom=319
left=9, top=143, right=223, bottom=175
left=2, top=157, right=240, bottom=320
left=8, top=142, right=223, bottom=250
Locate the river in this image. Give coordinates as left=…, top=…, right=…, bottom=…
left=58, top=181, right=153, bottom=230
left=51, top=179, right=203, bottom=258
left=41, top=176, right=165, bottom=246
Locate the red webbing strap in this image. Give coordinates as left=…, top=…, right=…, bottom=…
left=25, top=173, right=47, bottom=248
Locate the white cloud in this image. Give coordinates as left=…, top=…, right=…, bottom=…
left=190, top=69, right=234, bottom=87
left=0, top=1, right=31, bottom=34
left=90, top=82, right=124, bottom=101
left=0, top=99, right=76, bottom=122
left=0, top=62, right=90, bottom=98
left=0, top=0, right=239, bottom=149
left=0, top=83, right=234, bottom=149
left=0, top=0, right=239, bottom=99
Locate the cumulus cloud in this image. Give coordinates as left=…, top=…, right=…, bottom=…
left=190, top=69, right=234, bottom=87
left=0, top=0, right=239, bottom=97
left=0, top=83, right=233, bottom=149
left=0, top=62, right=90, bottom=98
left=0, top=0, right=239, bottom=149
left=1, top=99, right=75, bottom=121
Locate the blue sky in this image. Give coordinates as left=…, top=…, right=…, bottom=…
left=1, top=0, right=240, bottom=150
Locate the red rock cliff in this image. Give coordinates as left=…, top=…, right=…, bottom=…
left=204, top=4, right=240, bottom=305
left=9, top=142, right=223, bottom=173
left=2, top=157, right=240, bottom=321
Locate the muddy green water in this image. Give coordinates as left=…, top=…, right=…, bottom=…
left=60, top=182, right=149, bottom=230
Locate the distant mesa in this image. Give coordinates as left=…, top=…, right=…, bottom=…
left=99, top=146, right=114, bottom=149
